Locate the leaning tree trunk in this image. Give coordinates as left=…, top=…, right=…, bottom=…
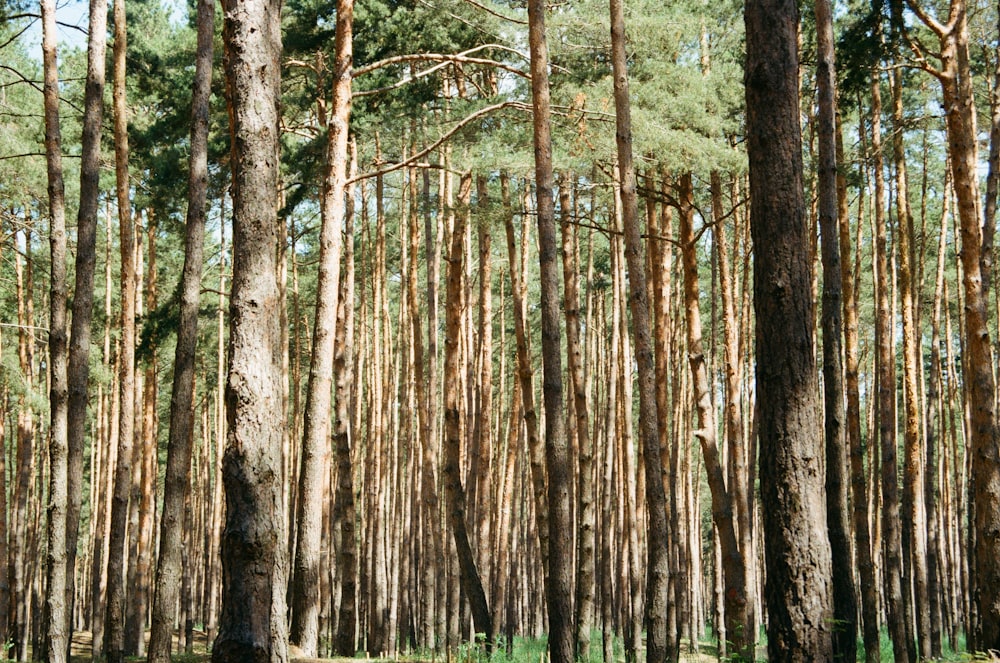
left=41, top=0, right=70, bottom=654
left=147, top=0, right=213, bottom=656
left=442, top=173, right=493, bottom=643
left=744, top=0, right=835, bottom=659
left=525, top=0, right=574, bottom=654
left=212, top=0, right=288, bottom=656
left=679, top=174, right=751, bottom=662
left=289, top=0, right=352, bottom=651
left=815, top=0, right=857, bottom=657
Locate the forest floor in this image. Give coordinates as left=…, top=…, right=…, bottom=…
left=62, top=629, right=723, bottom=663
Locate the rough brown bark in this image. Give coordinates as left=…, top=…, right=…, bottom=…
left=526, top=0, right=574, bottom=649
left=744, top=0, right=835, bottom=658
left=212, top=0, right=288, bottom=655
left=147, top=0, right=213, bottom=656
left=42, top=0, right=70, bottom=654
left=608, top=4, right=670, bottom=660
left=332, top=144, right=357, bottom=656
left=65, top=0, right=108, bottom=646
left=814, top=1, right=857, bottom=657
left=105, top=0, right=137, bottom=656
left=290, top=0, right=352, bottom=651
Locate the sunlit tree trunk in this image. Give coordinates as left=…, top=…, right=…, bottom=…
left=41, top=0, right=70, bottom=653
left=212, top=0, right=287, bottom=654
left=290, top=0, right=352, bottom=651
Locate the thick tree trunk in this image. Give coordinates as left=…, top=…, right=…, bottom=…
left=41, top=0, right=70, bottom=654
left=147, top=0, right=213, bottom=656
left=744, top=0, right=835, bottom=659
left=815, top=1, right=857, bottom=657
left=65, top=0, right=108, bottom=646
left=290, top=0, right=352, bottom=651
left=212, top=0, right=288, bottom=656
left=105, top=0, right=137, bottom=656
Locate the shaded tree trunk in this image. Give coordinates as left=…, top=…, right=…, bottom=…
left=442, top=172, right=493, bottom=643
left=147, top=0, right=213, bottom=655
left=65, top=0, right=108, bottom=647
left=744, top=0, right=835, bottom=659
left=815, top=0, right=857, bottom=657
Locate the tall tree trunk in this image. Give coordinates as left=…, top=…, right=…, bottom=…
left=744, top=0, right=835, bottom=659
left=290, top=0, right=352, bottom=651
left=526, top=0, right=574, bottom=651
left=561, top=175, right=595, bottom=661
left=609, top=1, right=672, bottom=658
left=840, top=116, right=880, bottom=663
left=889, top=53, right=931, bottom=660
left=212, top=0, right=287, bottom=655
left=147, top=0, right=213, bottom=655
left=815, top=0, right=857, bottom=657
left=65, top=0, right=108, bottom=645
left=870, top=63, right=909, bottom=663
left=908, top=0, right=1000, bottom=649
left=332, top=143, right=358, bottom=656
left=442, top=173, right=493, bottom=643
left=41, top=0, right=70, bottom=653
left=105, top=0, right=137, bottom=655
left=678, top=174, right=750, bottom=662
left=129, top=221, right=157, bottom=657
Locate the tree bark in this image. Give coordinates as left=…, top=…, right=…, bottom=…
left=526, top=0, right=574, bottom=652
left=212, top=0, right=288, bottom=655
left=815, top=0, right=857, bottom=657
left=65, top=0, right=108, bottom=646
left=41, top=0, right=70, bottom=654
left=105, top=0, right=137, bottom=656
left=839, top=115, right=880, bottom=663
left=871, top=64, right=909, bottom=663
left=290, top=0, right=352, bottom=651
left=744, top=0, right=835, bottom=659
left=147, top=0, right=213, bottom=655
